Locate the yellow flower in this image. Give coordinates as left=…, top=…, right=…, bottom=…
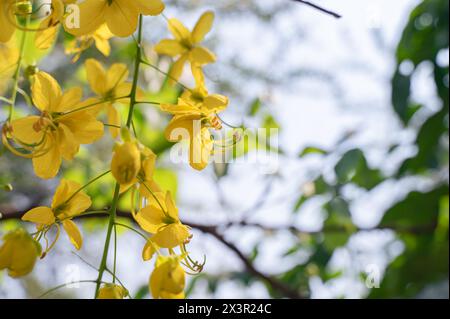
left=4, top=71, right=104, bottom=179
left=85, top=59, right=139, bottom=138
left=155, top=11, right=216, bottom=83
left=0, top=229, right=41, bottom=278
left=64, top=0, right=165, bottom=38
left=65, top=24, right=114, bottom=62
left=111, top=141, right=141, bottom=187
left=0, top=0, right=16, bottom=43
left=22, top=179, right=92, bottom=251
left=135, top=191, right=190, bottom=249
left=35, top=0, right=66, bottom=50
left=165, top=114, right=214, bottom=171
left=161, top=80, right=228, bottom=117
left=150, top=255, right=185, bottom=299
left=97, top=284, right=129, bottom=299
left=0, top=40, right=19, bottom=94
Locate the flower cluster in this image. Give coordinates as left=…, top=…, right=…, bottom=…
left=0, top=0, right=230, bottom=299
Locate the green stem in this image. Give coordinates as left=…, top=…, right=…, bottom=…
left=94, top=15, right=144, bottom=298
left=127, top=17, right=143, bottom=128
left=94, top=183, right=120, bottom=297
left=8, top=16, right=29, bottom=122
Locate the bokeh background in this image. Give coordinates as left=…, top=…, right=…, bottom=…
left=0, top=0, right=448, bottom=299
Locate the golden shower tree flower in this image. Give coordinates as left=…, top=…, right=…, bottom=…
left=97, top=284, right=129, bottom=299
left=0, top=229, right=42, bottom=278
left=64, top=0, right=165, bottom=38
left=22, top=179, right=92, bottom=251
left=3, top=71, right=104, bottom=179
left=150, top=255, right=186, bottom=299
left=135, top=191, right=190, bottom=249
left=155, top=11, right=216, bottom=83
left=161, top=75, right=228, bottom=170
left=165, top=114, right=215, bottom=171
left=65, top=24, right=114, bottom=62
left=85, top=58, right=141, bottom=138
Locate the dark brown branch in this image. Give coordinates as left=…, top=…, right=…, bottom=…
left=1, top=209, right=304, bottom=299
left=185, top=221, right=305, bottom=299
left=292, top=0, right=342, bottom=19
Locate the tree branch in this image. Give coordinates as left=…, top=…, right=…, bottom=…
left=292, top=0, right=342, bottom=19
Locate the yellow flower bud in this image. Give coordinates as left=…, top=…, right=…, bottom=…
left=111, top=142, right=141, bottom=186
left=150, top=256, right=186, bottom=299
left=0, top=229, right=41, bottom=278
left=97, top=284, right=129, bottom=299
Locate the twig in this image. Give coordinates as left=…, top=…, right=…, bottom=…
left=292, top=0, right=342, bottom=19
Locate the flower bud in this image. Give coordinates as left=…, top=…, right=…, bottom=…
left=97, top=284, right=129, bottom=299
left=150, top=256, right=185, bottom=299
left=111, top=142, right=141, bottom=185
left=0, top=229, right=41, bottom=278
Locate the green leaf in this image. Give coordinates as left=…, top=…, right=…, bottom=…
left=248, top=98, right=262, bottom=116
left=335, top=149, right=383, bottom=190
left=380, top=184, right=449, bottom=229
left=398, top=108, right=448, bottom=176
left=299, top=146, right=329, bottom=158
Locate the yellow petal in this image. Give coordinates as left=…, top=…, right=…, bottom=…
left=22, top=207, right=55, bottom=226
left=32, top=72, right=62, bottom=112
left=154, top=39, right=187, bottom=57
left=85, top=59, right=107, bottom=95
left=169, top=54, right=189, bottom=85
left=168, top=18, right=191, bottom=41
left=62, top=220, right=82, bottom=250
left=164, top=114, right=199, bottom=142
left=133, top=0, right=165, bottom=16
left=58, top=111, right=104, bottom=144
left=106, top=63, right=129, bottom=93
left=190, top=127, right=213, bottom=171
left=165, top=192, right=179, bottom=220
left=57, top=123, right=80, bottom=160
left=64, top=0, right=105, bottom=37
left=107, top=106, right=121, bottom=138
left=204, top=94, right=229, bottom=112
left=105, top=0, right=139, bottom=38
left=35, top=23, right=59, bottom=50
left=189, top=47, right=216, bottom=65
left=10, top=116, right=46, bottom=145
left=94, top=37, right=111, bottom=57
left=0, top=0, right=16, bottom=43
left=32, top=133, right=62, bottom=179
left=142, top=239, right=158, bottom=261
left=52, top=179, right=92, bottom=218
left=56, top=87, right=83, bottom=113
left=191, top=11, right=215, bottom=44
left=151, top=224, right=190, bottom=249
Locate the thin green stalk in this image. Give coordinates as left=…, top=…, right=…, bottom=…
left=94, top=15, right=144, bottom=298
left=8, top=16, right=29, bottom=121
left=94, top=183, right=120, bottom=297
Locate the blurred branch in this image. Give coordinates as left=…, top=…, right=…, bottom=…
left=292, top=0, right=342, bottom=19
